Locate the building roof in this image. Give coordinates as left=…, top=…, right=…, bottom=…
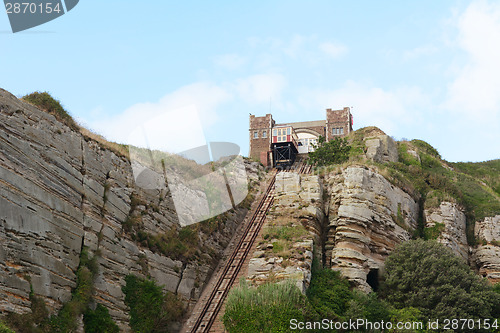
left=276, top=120, right=326, bottom=128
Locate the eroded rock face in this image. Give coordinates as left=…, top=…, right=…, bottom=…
left=0, top=89, right=262, bottom=331
left=364, top=135, right=398, bottom=163
left=424, top=202, right=469, bottom=261
left=325, top=166, right=418, bottom=292
left=247, top=172, right=322, bottom=294
left=472, top=215, right=500, bottom=283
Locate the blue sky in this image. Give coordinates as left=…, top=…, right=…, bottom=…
left=1, top=1, right=499, bottom=162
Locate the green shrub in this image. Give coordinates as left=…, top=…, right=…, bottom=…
left=423, top=222, right=445, bottom=240
left=122, top=275, right=184, bottom=333
left=0, top=320, right=14, bottom=333
left=42, top=248, right=97, bottom=332
left=308, top=136, right=351, bottom=166
left=344, top=291, right=392, bottom=323
left=494, top=283, right=500, bottom=295
left=306, top=266, right=352, bottom=319
left=5, top=247, right=100, bottom=333
left=223, top=280, right=316, bottom=333
left=398, top=142, right=420, bottom=166
left=380, top=239, right=500, bottom=320
left=83, top=304, right=119, bottom=333
left=22, top=91, right=78, bottom=130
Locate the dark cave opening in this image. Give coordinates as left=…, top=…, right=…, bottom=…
left=367, top=268, right=379, bottom=292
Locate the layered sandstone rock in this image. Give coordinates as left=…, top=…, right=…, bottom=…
left=472, top=215, right=500, bottom=283
left=0, top=89, right=262, bottom=331
left=247, top=172, right=322, bottom=294
left=424, top=202, right=469, bottom=260
left=325, top=166, right=418, bottom=292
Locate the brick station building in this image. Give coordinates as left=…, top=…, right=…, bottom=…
left=249, top=107, right=353, bottom=166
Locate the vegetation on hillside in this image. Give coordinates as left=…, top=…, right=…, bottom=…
left=389, top=139, right=500, bottom=243
left=122, top=275, right=184, bottom=333
left=83, top=304, right=120, bottom=333
left=223, top=241, right=500, bottom=332
left=452, top=160, right=500, bottom=196
left=0, top=320, right=14, bottom=333
left=22, top=91, right=79, bottom=130
left=308, top=127, right=500, bottom=245
left=3, top=248, right=119, bottom=333
left=308, top=136, right=351, bottom=166
left=21, top=91, right=130, bottom=158
left=223, top=280, right=316, bottom=333
left=380, top=239, right=500, bottom=320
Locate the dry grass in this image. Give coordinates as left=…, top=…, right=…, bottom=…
left=78, top=127, right=130, bottom=159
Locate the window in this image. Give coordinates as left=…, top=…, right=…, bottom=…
left=273, top=129, right=277, bottom=136
left=287, top=127, right=291, bottom=135
left=262, top=130, right=267, bottom=138
left=253, top=131, right=258, bottom=139
left=332, top=127, right=344, bottom=136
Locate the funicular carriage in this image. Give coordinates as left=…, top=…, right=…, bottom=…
left=271, top=125, right=298, bottom=169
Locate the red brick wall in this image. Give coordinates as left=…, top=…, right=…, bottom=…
left=326, top=107, right=353, bottom=141
left=249, top=114, right=273, bottom=162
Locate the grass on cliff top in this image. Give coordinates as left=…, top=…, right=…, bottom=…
left=21, top=91, right=130, bottom=158
left=374, top=138, right=500, bottom=244
left=22, top=91, right=79, bottom=131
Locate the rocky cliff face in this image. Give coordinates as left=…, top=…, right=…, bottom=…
left=364, top=135, right=398, bottom=163
left=424, top=202, right=469, bottom=261
left=325, top=166, right=419, bottom=292
left=472, top=215, right=500, bottom=283
left=253, top=162, right=499, bottom=293
left=247, top=172, right=323, bottom=294
left=0, top=89, right=262, bottom=331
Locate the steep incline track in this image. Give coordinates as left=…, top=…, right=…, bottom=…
left=186, top=170, right=277, bottom=333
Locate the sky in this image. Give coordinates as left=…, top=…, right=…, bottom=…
left=1, top=0, right=500, bottom=162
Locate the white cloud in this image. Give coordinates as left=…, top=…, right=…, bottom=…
left=437, top=0, right=500, bottom=161
left=246, top=35, right=348, bottom=70
left=283, top=35, right=306, bottom=58
left=444, top=1, right=500, bottom=117
left=234, top=73, right=287, bottom=105
left=319, top=42, right=348, bottom=58
left=299, top=81, right=427, bottom=134
left=89, top=82, right=231, bottom=153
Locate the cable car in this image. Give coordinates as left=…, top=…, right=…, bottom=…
left=271, top=125, right=298, bottom=167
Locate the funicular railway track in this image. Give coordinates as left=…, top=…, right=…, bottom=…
left=282, top=157, right=313, bottom=174
left=297, top=162, right=312, bottom=174
left=187, top=170, right=278, bottom=333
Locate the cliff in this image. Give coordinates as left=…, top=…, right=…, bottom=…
left=1, top=87, right=499, bottom=332
left=245, top=129, right=500, bottom=294
left=0, top=89, right=264, bottom=331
